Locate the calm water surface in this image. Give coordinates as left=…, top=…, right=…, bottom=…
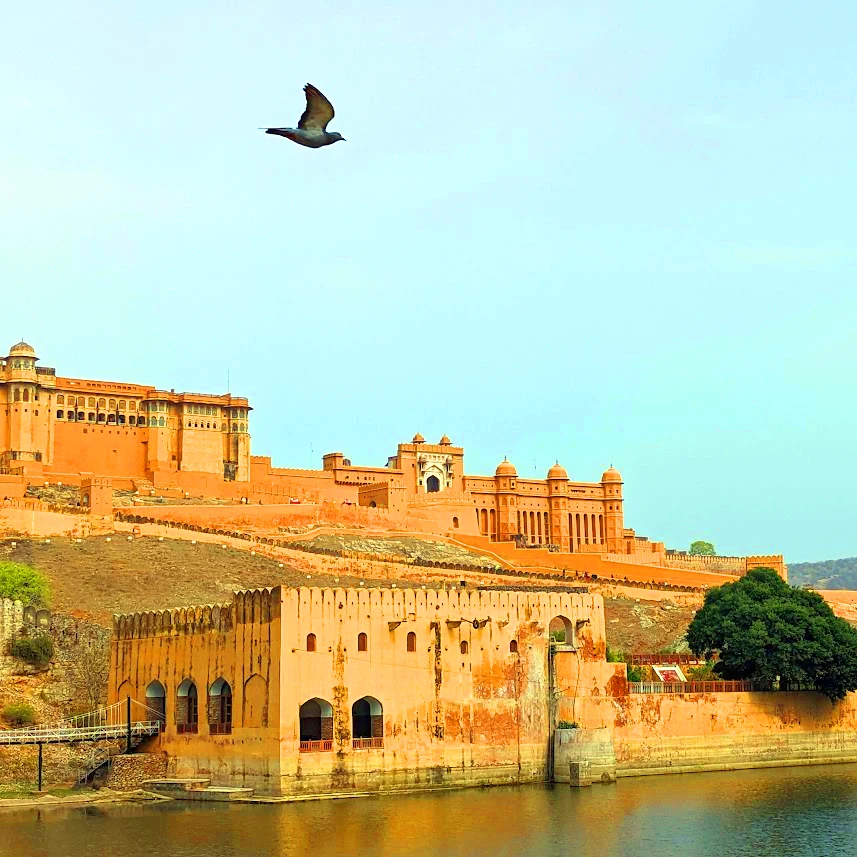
left=5, top=764, right=857, bottom=857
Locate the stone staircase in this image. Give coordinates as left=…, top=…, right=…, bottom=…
left=142, top=778, right=255, bottom=802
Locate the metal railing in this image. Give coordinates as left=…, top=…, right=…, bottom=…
left=630, top=680, right=776, bottom=694
left=352, top=737, right=384, bottom=750
left=0, top=699, right=163, bottom=746
left=299, top=740, right=333, bottom=753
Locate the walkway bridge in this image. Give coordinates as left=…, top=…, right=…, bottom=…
left=0, top=699, right=162, bottom=788
left=0, top=699, right=162, bottom=746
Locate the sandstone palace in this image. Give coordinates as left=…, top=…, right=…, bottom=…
left=0, top=340, right=784, bottom=578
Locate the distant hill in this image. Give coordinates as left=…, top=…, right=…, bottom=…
left=789, top=557, right=857, bottom=590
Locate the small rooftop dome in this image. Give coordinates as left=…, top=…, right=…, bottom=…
left=601, top=466, right=622, bottom=483
left=439, top=434, right=451, bottom=445
left=412, top=433, right=425, bottom=444
left=495, top=459, right=517, bottom=477
left=547, top=462, right=568, bottom=480
left=8, top=341, right=36, bottom=358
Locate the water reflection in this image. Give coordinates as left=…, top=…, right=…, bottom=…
left=5, top=765, right=857, bottom=857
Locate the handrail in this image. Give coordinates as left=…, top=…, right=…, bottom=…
left=628, top=680, right=817, bottom=694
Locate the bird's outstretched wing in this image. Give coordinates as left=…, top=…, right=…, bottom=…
left=298, top=84, right=335, bottom=132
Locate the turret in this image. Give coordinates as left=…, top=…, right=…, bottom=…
left=546, top=462, right=570, bottom=552
left=601, top=466, right=624, bottom=552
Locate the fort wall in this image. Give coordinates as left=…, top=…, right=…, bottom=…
left=109, top=586, right=607, bottom=796
left=559, top=688, right=857, bottom=777
left=109, top=588, right=283, bottom=792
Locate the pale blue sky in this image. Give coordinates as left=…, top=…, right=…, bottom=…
left=2, top=2, right=855, bottom=562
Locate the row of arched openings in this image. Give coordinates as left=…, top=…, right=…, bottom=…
left=145, top=678, right=235, bottom=734
left=299, top=696, right=383, bottom=751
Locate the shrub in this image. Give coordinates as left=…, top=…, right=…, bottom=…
left=688, top=662, right=718, bottom=680
left=0, top=562, right=50, bottom=607
left=10, top=635, right=54, bottom=668
left=626, top=664, right=644, bottom=682
left=557, top=720, right=579, bottom=729
left=606, top=646, right=624, bottom=663
left=3, top=703, right=36, bottom=727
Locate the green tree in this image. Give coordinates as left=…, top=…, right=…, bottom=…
left=687, top=567, right=857, bottom=702
left=689, top=541, right=716, bottom=556
left=0, top=561, right=50, bottom=606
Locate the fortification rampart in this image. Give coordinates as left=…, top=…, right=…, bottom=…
left=665, top=552, right=786, bottom=580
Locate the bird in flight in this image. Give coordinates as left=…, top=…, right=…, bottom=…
left=263, top=84, right=345, bottom=149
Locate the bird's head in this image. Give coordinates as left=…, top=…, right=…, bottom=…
left=329, top=132, right=346, bottom=143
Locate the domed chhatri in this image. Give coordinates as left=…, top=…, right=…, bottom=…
left=495, top=458, right=517, bottom=478
left=439, top=435, right=452, bottom=446
left=412, top=433, right=425, bottom=444
left=547, top=462, right=568, bottom=480
left=601, top=466, right=622, bottom=483
left=8, top=341, right=36, bottom=358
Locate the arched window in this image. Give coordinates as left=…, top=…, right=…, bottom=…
left=13, top=388, right=20, bottom=402
left=118, top=400, right=126, bottom=410
left=306, top=633, right=316, bottom=652
left=129, top=401, right=136, bottom=411
left=88, top=413, right=96, bottom=422
left=369, top=500, right=377, bottom=508
left=426, top=474, right=440, bottom=493
left=77, top=411, right=84, bottom=421
left=107, top=414, right=115, bottom=423
left=67, top=411, right=74, bottom=421
left=97, top=413, right=106, bottom=423
left=56, top=394, right=64, bottom=405
left=452, top=516, right=459, bottom=528
left=158, top=416, right=165, bottom=427
left=407, top=632, right=416, bottom=653
left=22, top=388, right=29, bottom=402
left=88, top=397, right=95, bottom=408
left=460, top=640, right=469, bottom=655
left=118, top=415, right=125, bottom=425
left=209, top=678, right=232, bottom=734
left=510, top=640, right=518, bottom=653
left=549, top=616, right=573, bottom=646
left=352, top=697, right=383, bottom=747
left=357, top=632, right=368, bottom=652
left=176, top=679, right=198, bottom=733
left=489, top=509, right=496, bottom=540
left=56, top=410, right=64, bottom=419
left=98, top=398, right=106, bottom=408
left=108, top=399, right=116, bottom=409
left=598, top=514, right=604, bottom=544
left=145, top=680, right=166, bottom=721
left=299, top=698, right=333, bottom=748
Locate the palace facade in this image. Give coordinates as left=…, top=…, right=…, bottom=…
left=1, top=340, right=656, bottom=556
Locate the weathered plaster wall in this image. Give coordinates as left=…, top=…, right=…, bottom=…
left=108, top=588, right=283, bottom=792
left=561, top=687, right=857, bottom=776
left=277, top=587, right=604, bottom=795
left=110, top=586, right=607, bottom=796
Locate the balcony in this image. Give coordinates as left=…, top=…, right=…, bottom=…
left=352, top=737, right=384, bottom=750
left=299, top=740, right=333, bottom=752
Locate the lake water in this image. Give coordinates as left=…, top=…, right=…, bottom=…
left=5, top=764, right=857, bottom=857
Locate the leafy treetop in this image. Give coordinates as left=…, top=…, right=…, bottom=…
left=687, top=567, right=857, bottom=702
left=0, top=561, right=50, bottom=607
left=689, top=541, right=716, bottom=556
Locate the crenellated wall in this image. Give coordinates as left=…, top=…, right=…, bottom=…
left=109, top=588, right=283, bottom=792
left=109, top=585, right=608, bottom=796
